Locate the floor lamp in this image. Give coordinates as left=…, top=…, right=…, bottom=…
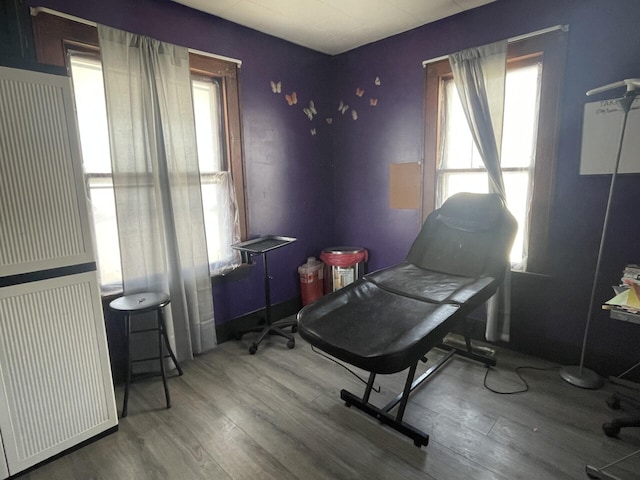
left=559, top=78, right=640, bottom=389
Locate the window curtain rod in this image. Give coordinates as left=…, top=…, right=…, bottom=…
left=29, top=6, right=243, bottom=67
left=421, top=24, right=569, bottom=67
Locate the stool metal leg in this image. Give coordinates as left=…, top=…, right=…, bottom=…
left=122, top=314, right=131, bottom=418
left=157, top=309, right=171, bottom=409
left=159, top=308, right=183, bottom=376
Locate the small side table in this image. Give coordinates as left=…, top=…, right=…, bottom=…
left=232, top=235, right=297, bottom=354
left=109, top=292, right=183, bottom=417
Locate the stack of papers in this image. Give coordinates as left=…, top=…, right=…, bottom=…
left=604, top=285, right=640, bottom=313
left=604, top=265, right=640, bottom=320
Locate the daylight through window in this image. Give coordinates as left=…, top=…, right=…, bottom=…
left=424, top=30, right=567, bottom=273
left=69, top=53, right=243, bottom=290
left=437, top=61, right=542, bottom=266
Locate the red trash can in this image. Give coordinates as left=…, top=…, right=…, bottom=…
left=320, top=246, right=368, bottom=293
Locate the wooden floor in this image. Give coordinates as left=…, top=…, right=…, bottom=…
left=20, top=332, right=640, bottom=480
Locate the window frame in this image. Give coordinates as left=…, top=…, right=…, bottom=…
left=423, top=30, right=567, bottom=273
left=189, top=52, right=248, bottom=242
left=32, top=12, right=249, bottom=270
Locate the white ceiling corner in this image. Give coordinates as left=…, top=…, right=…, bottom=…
left=172, top=0, right=496, bottom=55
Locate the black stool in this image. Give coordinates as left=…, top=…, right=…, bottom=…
left=109, top=292, right=183, bottom=417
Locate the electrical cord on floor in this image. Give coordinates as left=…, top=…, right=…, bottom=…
left=311, top=345, right=381, bottom=393
left=483, top=365, right=560, bottom=394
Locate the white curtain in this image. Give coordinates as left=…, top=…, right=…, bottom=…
left=98, top=25, right=217, bottom=361
left=449, top=40, right=511, bottom=342
left=207, top=171, right=242, bottom=276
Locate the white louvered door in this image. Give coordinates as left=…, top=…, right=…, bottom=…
left=0, top=273, right=117, bottom=474
left=0, top=66, right=117, bottom=476
left=0, top=66, right=94, bottom=276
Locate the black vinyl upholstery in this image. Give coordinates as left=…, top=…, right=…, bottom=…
left=297, top=279, right=460, bottom=374
left=404, top=191, right=515, bottom=279
left=298, top=192, right=517, bottom=374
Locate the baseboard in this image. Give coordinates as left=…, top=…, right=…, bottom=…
left=215, top=297, right=302, bottom=343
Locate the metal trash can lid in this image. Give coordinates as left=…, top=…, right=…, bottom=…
left=322, top=246, right=365, bottom=254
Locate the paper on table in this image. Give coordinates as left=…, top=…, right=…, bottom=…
left=604, top=285, right=640, bottom=312
left=604, top=290, right=631, bottom=308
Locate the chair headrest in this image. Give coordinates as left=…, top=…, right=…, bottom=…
left=436, top=192, right=505, bottom=232
left=405, top=192, right=517, bottom=279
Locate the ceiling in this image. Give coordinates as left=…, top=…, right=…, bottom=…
left=172, top=0, right=496, bottom=55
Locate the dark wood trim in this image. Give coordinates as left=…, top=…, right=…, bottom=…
left=32, top=12, right=98, bottom=69
left=522, top=31, right=568, bottom=273
left=423, top=60, right=449, bottom=217
left=226, top=69, right=249, bottom=240
left=189, top=51, right=248, bottom=240
left=189, top=53, right=237, bottom=79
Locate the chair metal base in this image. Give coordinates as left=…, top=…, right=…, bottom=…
left=338, top=337, right=494, bottom=448
left=236, top=317, right=297, bottom=354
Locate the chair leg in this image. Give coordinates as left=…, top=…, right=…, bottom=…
left=396, top=363, right=418, bottom=422
left=272, top=316, right=297, bottom=331
left=340, top=364, right=429, bottom=448
left=362, top=372, right=377, bottom=403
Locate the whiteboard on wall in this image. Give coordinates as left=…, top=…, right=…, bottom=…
left=580, top=97, right=640, bottom=175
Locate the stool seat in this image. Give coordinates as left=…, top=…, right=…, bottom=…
left=109, top=291, right=182, bottom=418
left=109, top=292, right=170, bottom=314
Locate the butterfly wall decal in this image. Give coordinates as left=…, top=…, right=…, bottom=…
left=351, top=110, right=358, bottom=120
left=338, top=100, right=349, bottom=114
left=370, top=98, right=378, bottom=106
left=270, top=80, right=281, bottom=93
left=326, top=117, right=333, bottom=124
left=310, top=128, right=316, bottom=136
left=374, top=76, right=381, bottom=86
left=356, top=88, right=364, bottom=97
left=285, top=92, right=297, bottom=105
left=303, top=100, right=317, bottom=120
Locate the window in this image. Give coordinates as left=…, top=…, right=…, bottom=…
left=424, top=30, right=567, bottom=273
left=68, top=54, right=121, bottom=288
left=437, top=59, right=541, bottom=266
left=33, top=13, right=247, bottom=291
left=191, top=75, right=242, bottom=274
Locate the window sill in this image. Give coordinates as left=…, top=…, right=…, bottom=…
left=99, top=261, right=255, bottom=299
left=511, top=269, right=551, bottom=280
left=211, top=262, right=254, bottom=283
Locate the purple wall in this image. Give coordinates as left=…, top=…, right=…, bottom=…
left=27, top=0, right=335, bottom=322
left=330, top=0, right=640, bottom=375
left=25, top=0, right=640, bottom=374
